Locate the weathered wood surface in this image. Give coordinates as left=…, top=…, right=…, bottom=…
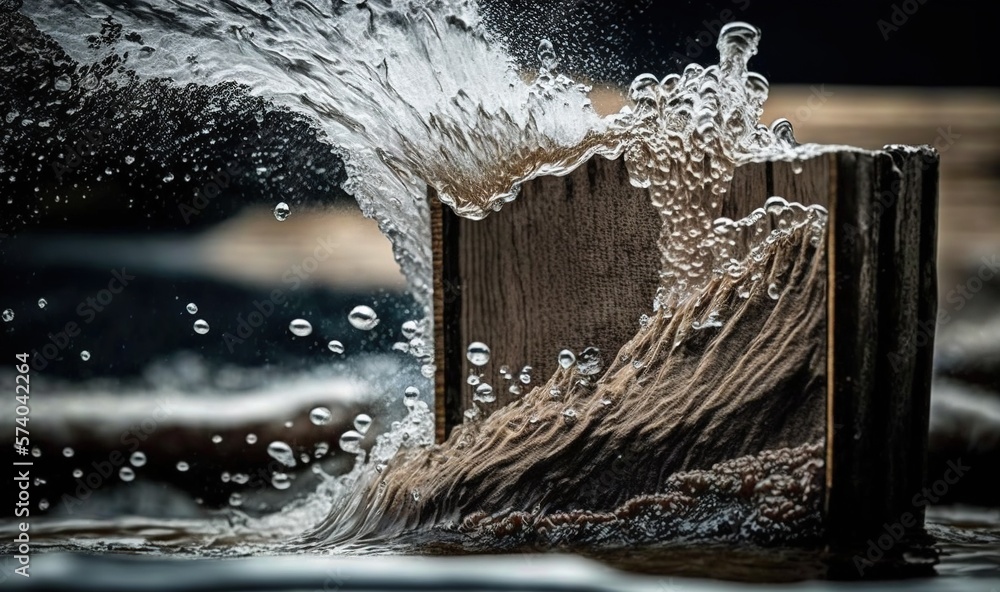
left=432, top=155, right=833, bottom=437
left=432, top=147, right=938, bottom=556
left=825, top=146, right=938, bottom=563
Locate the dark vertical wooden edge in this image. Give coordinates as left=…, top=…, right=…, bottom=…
left=908, top=146, right=939, bottom=529
left=827, top=149, right=881, bottom=548
left=826, top=146, right=938, bottom=567
left=429, top=190, right=465, bottom=442
left=430, top=190, right=446, bottom=443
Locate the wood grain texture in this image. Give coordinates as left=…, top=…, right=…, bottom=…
left=438, top=157, right=661, bottom=423
left=435, top=155, right=834, bottom=437
left=431, top=147, right=937, bottom=554
left=825, top=146, right=938, bottom=561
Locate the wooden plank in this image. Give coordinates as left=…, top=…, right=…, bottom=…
left=431, top=147, right=937, bottom=558
left=825, top=146, right=938, bottom=568
left=431, top=158, right=661, bottom=425
left=432, top=155, right=836, bottom=437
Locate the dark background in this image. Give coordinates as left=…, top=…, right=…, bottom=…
left=482, top=0, right=996, bottom=87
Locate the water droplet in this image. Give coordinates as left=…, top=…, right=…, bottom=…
left=37, top=298, right=47, bottom=309
left=339, top=430, right=364, bottom=453
left=284, top=420, right=293, bottom=428
left=186, top=302, right=198, bottom=314
left=176, top=461, right=189, bottom=472
left=2, top=309, right=14, bottom=322
left=771, top=118, right=797, bottom=146
left=408, top=337, right=427, bottom=356
left=537, top=38, right=559, bottom=71
left=72, top=469, right=83, bottom=478
left=229, top=492, right=243, bottom=507
left=289, top=318, right=313, bottom=337
left=267, top=441, right=296, bottom=467
left=628, top=73, right=659, bottom=106
left=768, top=283, right=781, bottom=300
left=466, top=342, right=491, bottom=366
left=54, top=74, right=72, bottom=91
left=124, top=155, right=135, bottom=165
left=273, top=202, right=290, bottom=221
left=119, top=467, right=135, bottom=482
left=31, top=447, right=41, bottom=458
left=310, top=407, right=332, bottom=426
left=271, top=472, right=291, bottom=490
left=245, top=433, right=258, bottom=444
left=193, top=319, right=210, bottom=334
left=765, top=196, right=790, bottom=215
left=576, top=347, right=603, bottom=376
left=232, top=473, right=249, bottom=485
left=562, top=408, right=578, bottom=422
left=348, top=305, right=379, bottom=330
left=411, top=489, right=421, bottom=502
left=130, top=451, right=146, bottom=467
left=326, top=340, right=345, bottom=354
left=509, top=384, right=522, bottom=395
left=558, top=349, right=576, bottom=369
left=401, top=320, right=420, bottom=340
left=62, top=447, right=74, bottom=458
left=420, top=363, right=435, bottom=378
left=38, top=498, right=50, bottom=511
left=211, top=435, right=222, bottom=444
left=473, top=383, right=495, bottom=403
left=163, top=172, right=175, bottom=183
left=713, top=217, right=734, bottom=235
left=354, top=413, right=372, bottom=434
left=519, top=366, right=533, bottom=384
left=314, top=442, right=330, bottom=458
left=466, top=372, right=481, bottom=386
left=80, top=350, right=90, bottom=361
left=499, top=365, right=512, bottom=380
left=403, top=386, right=420, bottom=408
left=549, top=387, right=561, bottom=398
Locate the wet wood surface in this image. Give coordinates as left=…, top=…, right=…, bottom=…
left=432, top=147, right=938, bottom=558
left=432, top=155, right=834, bottom=437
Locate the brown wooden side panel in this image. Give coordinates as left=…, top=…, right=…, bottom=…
left=772, top=154, right=834, bottom=210
left=451, top=158, right=661, bottom=427
left=435, top=155, right=837, bottom=438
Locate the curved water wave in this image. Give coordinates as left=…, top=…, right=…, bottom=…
left=17, top=0, right=833, bottom=551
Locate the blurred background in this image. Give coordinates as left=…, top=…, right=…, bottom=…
left=1, top=0, right=998, bottom=525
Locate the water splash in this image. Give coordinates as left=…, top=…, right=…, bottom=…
left=297, top=20, right=830, bottom=549
left=21, top=0, right=607, bottom=312
left=16, top=0, right=833, bottom=553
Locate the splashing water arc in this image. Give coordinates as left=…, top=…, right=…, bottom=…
left=302, top=22, right=831, bottom=548
left=14, top=0, right=835, bottom=550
